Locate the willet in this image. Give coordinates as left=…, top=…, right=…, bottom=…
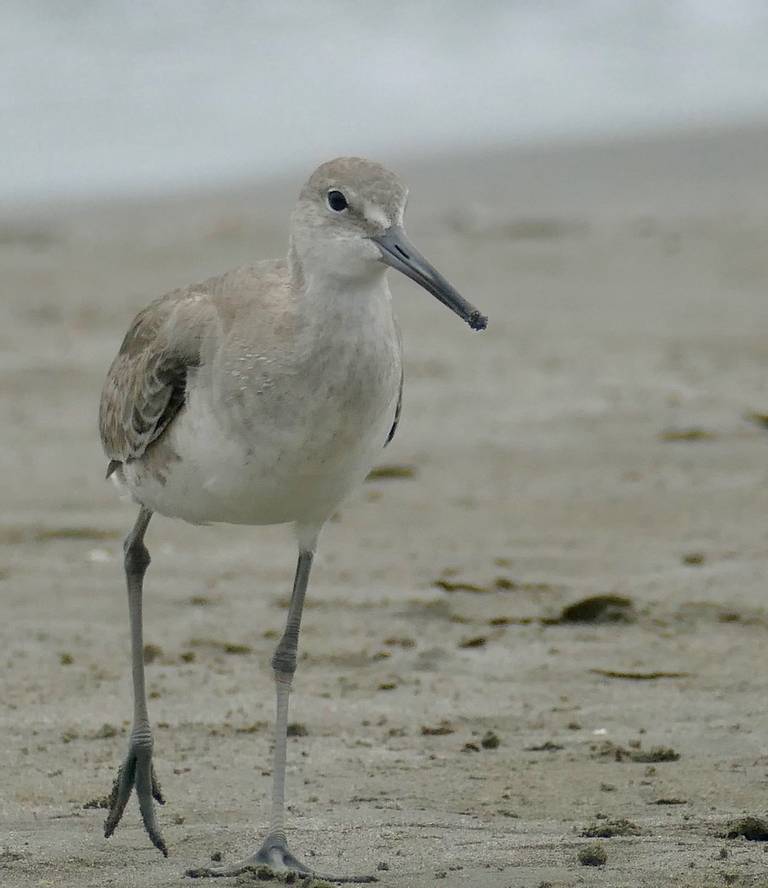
left=98, top=156, right=487, bottom=880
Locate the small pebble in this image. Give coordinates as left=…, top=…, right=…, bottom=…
left=287, top=722, right=308, bottom=737
left=578, top=843, right=607, bottom=867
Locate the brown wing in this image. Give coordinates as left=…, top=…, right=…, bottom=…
left=99, top=289, right=212, bottom=468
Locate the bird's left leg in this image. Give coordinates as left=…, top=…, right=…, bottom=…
left=104, top=506, right=167, bottom=856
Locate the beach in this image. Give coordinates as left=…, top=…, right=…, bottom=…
left=2, top=122, right=768, bottom=887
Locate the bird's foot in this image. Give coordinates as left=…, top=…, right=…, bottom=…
left=104, top=738, right=167, bottom=857
left=185, top=831, right=377, bottom=883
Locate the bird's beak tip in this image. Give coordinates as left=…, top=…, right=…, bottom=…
left=469, top=311, right=488, bottom=331
left=373, top=227, right=488, bottom=332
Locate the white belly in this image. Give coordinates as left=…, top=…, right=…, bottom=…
left=119, top=384, right=398, bottom=526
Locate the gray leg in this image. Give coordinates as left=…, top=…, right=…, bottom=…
left=187, top=547, right=375, bottom=882
left=104, top=507, right=168, bottom=856
left=256, top=548, right=313, bottom=870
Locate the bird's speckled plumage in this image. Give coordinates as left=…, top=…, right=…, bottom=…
left=97, top=157, right=485, bottom=877
left=99, top=159, right=406, bottom=529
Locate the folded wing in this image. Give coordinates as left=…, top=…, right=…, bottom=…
left=99, top=290, right=212, bottom=470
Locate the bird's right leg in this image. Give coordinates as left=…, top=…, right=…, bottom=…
left=186, top=534, right=375, bottom=882
left=104, top=506, right=168, bottom=856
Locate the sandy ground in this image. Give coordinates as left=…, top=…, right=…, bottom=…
left=2, top=123, right=768, bottom=887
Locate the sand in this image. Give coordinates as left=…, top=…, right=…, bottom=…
left=2, top=122, right=768, bottom=887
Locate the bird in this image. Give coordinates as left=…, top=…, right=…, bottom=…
left=98, top=156, right=487, bottom=881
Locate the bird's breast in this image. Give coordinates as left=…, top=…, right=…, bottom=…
left=192, top=288, right=399, bottom=503
left=215, top=285, right=401, bottom=457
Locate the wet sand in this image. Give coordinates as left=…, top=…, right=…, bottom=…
left=2, top=123, right=768, bottom=887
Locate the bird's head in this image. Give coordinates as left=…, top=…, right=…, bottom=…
left=290, top=157, right=487, bottom=331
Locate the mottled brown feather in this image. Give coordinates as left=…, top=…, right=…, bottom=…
left=98, top=289, right=213, bottom=465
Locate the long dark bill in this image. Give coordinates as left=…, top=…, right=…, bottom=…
left=372, top=227, right=488, bottom=331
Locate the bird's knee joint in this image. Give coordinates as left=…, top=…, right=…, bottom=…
left=130, top=726, right=154, bottom=753
left=271, top=646, right=296, bottom=677
left=124, top=536, right=150, bottom=576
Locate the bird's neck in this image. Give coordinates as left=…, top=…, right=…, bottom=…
left=288, top=240, right=391, bottom=314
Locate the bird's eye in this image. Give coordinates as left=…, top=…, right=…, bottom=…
left=327, top=190, right=348, bottom=212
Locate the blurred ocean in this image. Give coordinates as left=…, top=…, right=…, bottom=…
left=3, top=0, right=768, bottom=203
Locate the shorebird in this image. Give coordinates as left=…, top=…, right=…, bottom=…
left=98, top=156, right=487, bottom=880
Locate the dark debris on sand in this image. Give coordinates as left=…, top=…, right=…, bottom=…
left=659, top=427, right=716, bottom=442
left=581, top=817, right=642, bottom=838
left=421, top=721, right=455, bottom=736
left=366, top=464, right=416, bottom=481
left=577, top=843, right=608, bottom=866
left=721, top=816, right=768, bottom=841
left=590, top=668, right=689, bottom=681
left=554, top=594, right=635, bottom=624
left=189, top=864, right=339, bottom=886
left=590, top=740, right=680, bottom=763
left=525, top=740, right=564, bottom=752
